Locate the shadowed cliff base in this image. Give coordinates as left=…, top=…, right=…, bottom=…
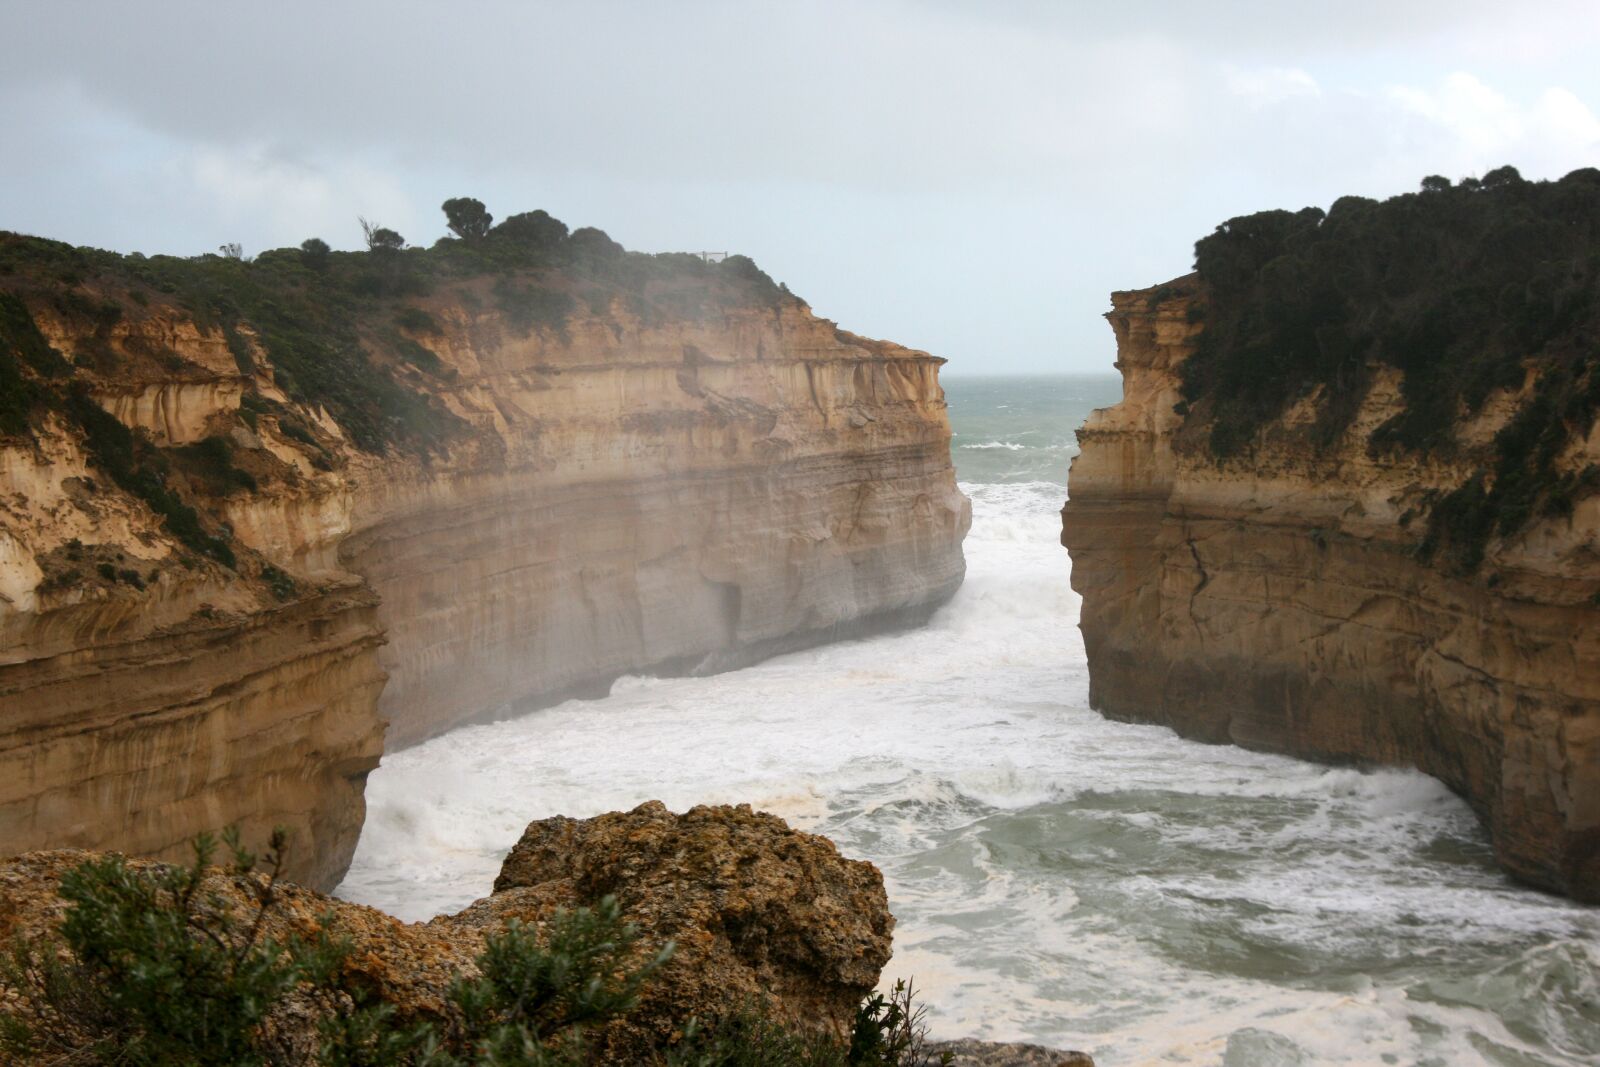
left=0, top=209, right=970, bottom=888
left=1063, top=167, right=1600, bottom=901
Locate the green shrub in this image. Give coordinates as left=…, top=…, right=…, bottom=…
left=395, top=336, right=447, bottom=376
left=260, top=563, right=297, bottom=601
left=0, top=291, right=69, bottom=435
left=1180, top=165, right=1600, bottom=564
left=175, top=435, right=259, bottom=494
left=0, top=830, right=343, bottom=1066
left=397, top=307, right=441, bottom=335
left=425, top=897, right=672, bottom=1066
left=65, top=389, right=236, bottom=567
left=662, top=981, right=948, bottom=1067
left=493, top=280, right=575, bottom=339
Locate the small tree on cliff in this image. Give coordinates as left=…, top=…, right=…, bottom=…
left=360, top=217, right=406, bottom=254
left=300, top=237, right=332, bottom=270
left=442, top=198, right=493, bottom=241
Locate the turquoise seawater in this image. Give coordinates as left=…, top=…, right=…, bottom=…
left=341, top=374, right=1600, bottom=1066
left=944, top=374, right=1123, bottom=484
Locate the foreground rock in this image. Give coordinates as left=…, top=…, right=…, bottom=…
left=0, top=231, right=969, bottom=888
left=0, top=803, right=894, bottom=1060
left=1062, top=277, right=1600, bottom=900
left=485, top=801, right=892, bottom=1047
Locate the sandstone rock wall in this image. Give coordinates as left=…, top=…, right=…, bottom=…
left=334, top=304, right=970, bottom=745
left=1062, top=279, right=1600, bottom=900
left=0, top=287, right=968, bottom=887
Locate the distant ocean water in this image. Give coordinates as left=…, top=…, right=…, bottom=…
left=339, top=374, right=1600, bottom=1066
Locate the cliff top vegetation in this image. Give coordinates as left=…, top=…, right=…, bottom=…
left=0, top=199, right=802, bottom=455
left=1176, top=165, right=1600, bottom=568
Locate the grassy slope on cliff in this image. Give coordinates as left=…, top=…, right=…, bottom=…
left=1176, top=165, right=1600, bottom=569
left=0, top=208, right=802, bottom=586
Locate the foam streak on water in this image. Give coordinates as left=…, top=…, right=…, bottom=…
left=339, top=376, right=1600, bottom=1067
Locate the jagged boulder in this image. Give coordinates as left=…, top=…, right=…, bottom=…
left=477, top=800, right=895, bottom=1052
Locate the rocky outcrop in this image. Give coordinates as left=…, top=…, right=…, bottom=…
left=486, top=801, right=894, bottom=1052
left=0, top=244, right=969, bottom=889
left=1062, top=279, right=1600, bottom=900
left=0, top=803, right=895, bottom=1061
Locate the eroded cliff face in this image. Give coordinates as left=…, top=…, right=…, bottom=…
left=0, top=256, right=968, bottom=889
left=1063, top=279, right=1600, bottom=900
left=333, top=300, right=969, bottom=746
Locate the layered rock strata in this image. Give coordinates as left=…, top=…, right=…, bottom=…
left=1062, top=279, right=1600, bottom=900
left=0, top=261, right=968, bottom=888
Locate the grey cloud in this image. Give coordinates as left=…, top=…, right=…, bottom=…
left=2, top=1, right=1597, bottom=374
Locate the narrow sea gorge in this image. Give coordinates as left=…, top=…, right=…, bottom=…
left=338, top=376, right=1600, bottom=1067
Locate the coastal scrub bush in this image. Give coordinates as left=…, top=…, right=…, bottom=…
left=0, top=291, right=70, bottom=435
left=64, top=387, right=236, bottom=566
left=1179, top=165, right=1600, bottom=566
left=398, top=306, right=442, bottom=334
left=174, top=434, right=259, bottom=494
left=493, top=279, right=575, bottom=339
left=661, top=981, right=949, bottom=1067
left=0, top=829, right=343, bottom=1066
left=0, top=202, right=802, bottom=456
left=424, top=898, right=673, bottom=1066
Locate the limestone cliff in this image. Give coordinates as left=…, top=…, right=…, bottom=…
left=1063, top=275, right=1600, bottom=900
left=0, top=226, right=969, bottom=888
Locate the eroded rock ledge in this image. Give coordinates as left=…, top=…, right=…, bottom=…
left=1062, top=279, right=1600, bottom=900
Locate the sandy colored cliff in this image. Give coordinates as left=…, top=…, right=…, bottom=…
left=1062, top=277, right=1600, bottom=900
left=0, top=232, right=969, bottom=888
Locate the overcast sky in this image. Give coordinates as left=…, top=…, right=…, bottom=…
left=3, top=1, right=1598, bottom=375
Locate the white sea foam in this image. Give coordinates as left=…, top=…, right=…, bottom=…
left=339, top=472, right=1600, bottom=1066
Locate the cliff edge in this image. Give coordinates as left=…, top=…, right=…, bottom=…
left=0, top=217, right=970, bottom=888
left=1062, top=168, right=1600, bottom=900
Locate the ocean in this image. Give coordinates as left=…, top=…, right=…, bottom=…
left=337, top=374, right=1600, bottom=1066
